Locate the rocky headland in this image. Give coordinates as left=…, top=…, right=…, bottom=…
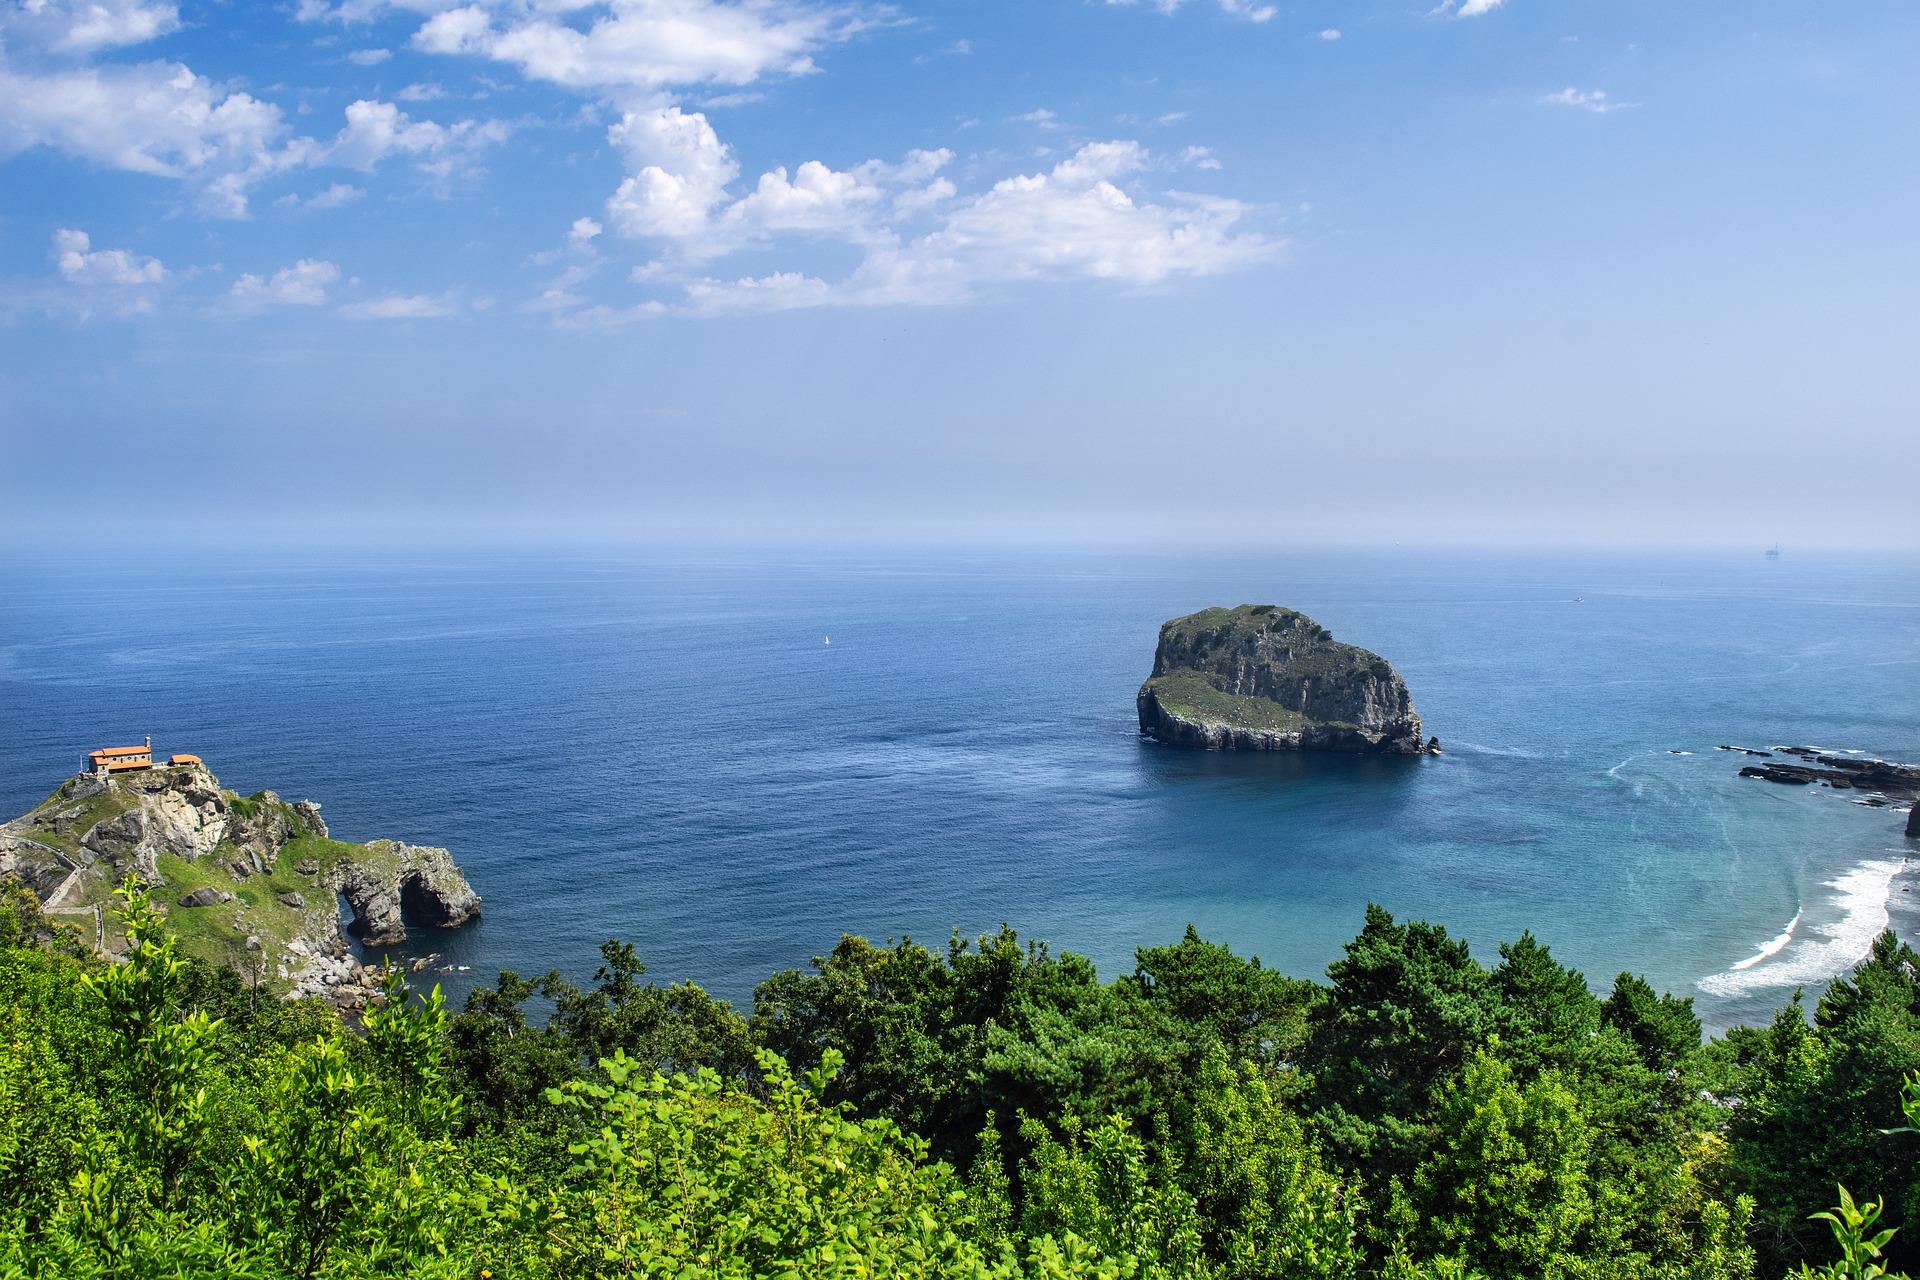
left=1137, top=604, right=1437, bottom=755
left=0, top=759, right=480, bottom=1011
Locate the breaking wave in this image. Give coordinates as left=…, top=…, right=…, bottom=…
left=1728, top=910, right=1801, bottom=971
left=1699, top=860, right=1902, bottom=998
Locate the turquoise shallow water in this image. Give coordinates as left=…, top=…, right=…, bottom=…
left=1, top=546, right=1914, bottom=1030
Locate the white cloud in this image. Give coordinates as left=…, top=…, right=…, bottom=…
left=326, top=98, right=509, bottom=176
left=1458, top=0, right=1503, bottom=13
left=1103, top=0, right=1276, bottom=21
left=569, top=216, right=604, bottom=245
left=0, top=3, right=511, bottom=215
left=0, top=59, right=311, bottom=215
left=604, top=105, right=740, bottom=237
left=2, top=0, right=182, bottom=53
left=305, top=181, right=366, bottom=208
left=347, top=48, right=392, bottom=65
left=396, top=81, right=444, bottom=101
left=1010, top=108, right=1058, bottom=127
left=602, top=139, right=1272, bottom=316
left=1542, top=87, right=1631, bottom=113
left=51, top=227, right=167, bottom=285
left=228, top=258, right=341, bottom=306
left=1320, top=28, right=1341, bottom=40
left=340, top=292, right=458, bottom=317
left=411, top=0, right=862, bottom=94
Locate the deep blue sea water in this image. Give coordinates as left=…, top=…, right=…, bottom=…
left=2, top=546, right=1915, bottom=1031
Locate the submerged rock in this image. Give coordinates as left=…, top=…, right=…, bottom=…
left=1137, top=604, right=1432, bottom=755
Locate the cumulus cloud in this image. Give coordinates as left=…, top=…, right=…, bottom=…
left=346, top=47, right=392, bottom=65
left=1542, top=87, right=1631, bottom=113
left=0, top=1, right=514, bottom=215
left=0, top=58, right=311, bottom=215
left=36, top=227, right=171, bottom=316
left=411, top=0, right=863, bottom=94
left=326, top=98, right=509, bottom=175
left=4, top=0, right=183, bottom=53
left=51, top=227, right=167, bottom=285
left=604, top=105, right=740, bottom=237
left=598, top=139, right=1272, bottom=316
left=228, top=258, right=341, bottom=306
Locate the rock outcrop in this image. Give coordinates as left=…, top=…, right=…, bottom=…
left=327, top=841, right=482, bottom=946
left=2, top=760, right=480, bottom=1010
left=1727, top=746, right=1920, bottom=838
left=1138, top=604, right=1433, bottom=755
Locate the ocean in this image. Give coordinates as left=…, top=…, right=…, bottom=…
left=1, top=545, right=1915, bottom=1031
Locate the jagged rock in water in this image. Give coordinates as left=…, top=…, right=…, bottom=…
left=1137, top=604, right=1432, bottom=755
left=328, top=841, right=482, bottom=946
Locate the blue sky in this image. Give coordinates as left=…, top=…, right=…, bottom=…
left=2, top=0, right=1915, bottom=545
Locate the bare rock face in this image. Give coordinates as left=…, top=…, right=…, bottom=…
left=0, top=836, right=74, bottom=900
left=73, top=765, right=233, bottom=882
left=326, top=841, right=482, bottom=946
left=292, top=801, right=327, bottom=840
left=1138, top=604, right=1432, bottom=755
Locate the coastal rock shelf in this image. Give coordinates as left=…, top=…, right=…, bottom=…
left=1725, top=745, right=1920, bottom=837
left=0, top=757, right=481, bottom=1011
left=1137, top=604, right=1436, bottom=755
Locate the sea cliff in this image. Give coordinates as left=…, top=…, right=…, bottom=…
left=0, top=759, right=479, bottom=1010
left=1137, top=604, right=1434, bottom=754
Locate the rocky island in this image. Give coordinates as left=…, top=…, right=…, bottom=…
left=1137, top=604, right=1437, bottom=754
left=0, top=754, right=480, bottom=1010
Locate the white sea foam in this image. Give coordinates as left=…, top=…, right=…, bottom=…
left=1728, top=910, right=1801, bottom=970
left=1699, top=859, right=1902, bottom=997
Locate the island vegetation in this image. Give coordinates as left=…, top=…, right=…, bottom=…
left=1137, top=606, right=1435, bottom=755
left=1, top=874, right=1916, bottom=1279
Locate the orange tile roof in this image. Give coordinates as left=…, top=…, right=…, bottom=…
left=169, top=754, right=202, bottom=765
left=90, top=746, right=152, bottom=759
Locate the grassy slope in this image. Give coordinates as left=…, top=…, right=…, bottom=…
left=1149, top=604, right=1383, bottom=733
left=1143, top=669, right=1321, bottom=733
left=17, top=780, right=391, bottom=979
